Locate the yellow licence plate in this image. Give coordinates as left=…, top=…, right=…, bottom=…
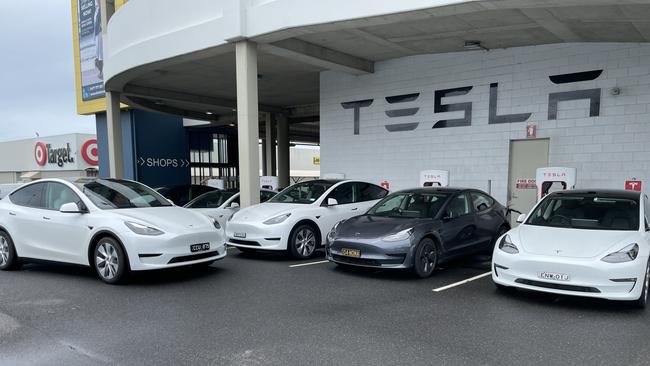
left=341, top=248, right=361, bottom=258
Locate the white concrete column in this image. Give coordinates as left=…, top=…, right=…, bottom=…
left=236, top=41, right=260, bottom=207
left=276, top=114, right=290, bottom=189
left=106, top=91, right=124, bottom=178
left=264, top=112, right=276, bottom=176
left=261, top=137, right=268, bottom=176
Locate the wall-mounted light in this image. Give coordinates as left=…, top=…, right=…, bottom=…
left=463, top=41, right=489, bottom=51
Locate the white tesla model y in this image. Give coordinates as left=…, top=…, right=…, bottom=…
left=0, top=178, right=226, bottom=284
left=493, top=189, right=650, bottom=308
left=225, top=180, right=388, bottom=258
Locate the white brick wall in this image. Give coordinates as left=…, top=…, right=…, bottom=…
left=320, top=43, right=650, bottom=204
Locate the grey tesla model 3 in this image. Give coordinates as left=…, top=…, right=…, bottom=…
left=325, top=187, right=510, bottom=278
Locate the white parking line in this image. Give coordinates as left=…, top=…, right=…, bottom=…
left=289, top=260, right=330, bottom=268
left=432, top=271, right=492, bottom=292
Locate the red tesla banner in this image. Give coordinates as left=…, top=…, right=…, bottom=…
left=625, top=180, right=642, bottom=191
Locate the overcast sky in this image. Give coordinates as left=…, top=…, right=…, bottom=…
left=0, top=0, right=95, bottom=142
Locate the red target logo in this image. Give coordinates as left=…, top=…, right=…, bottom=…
left=34, top=142, right=47, bottom=166
left=81, top=139, right=99, bottom=166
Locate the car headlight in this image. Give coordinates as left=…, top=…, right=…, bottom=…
left=498, top=234, right=519, bottom=254
left=602, top=243, right=639, bottom=263
left=209, top=216, right=221, bottom=230
left=124, top=221, right=164, bottom=236
left=327, top=221, right=344, bottom=243
left=382, top=228, right=413, bottom=242
left=263, top=213, right=291, bottom=225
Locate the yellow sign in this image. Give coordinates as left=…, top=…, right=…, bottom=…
left=313, top=157, right=321, bottom=165
left=71, top=0, right=128, bottom=115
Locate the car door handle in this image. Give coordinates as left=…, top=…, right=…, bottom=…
left=43, top=216, right=51, bottom=220
left=351, top=208, right=358, bottom=211
left=8, top=211, right=16, bottom=216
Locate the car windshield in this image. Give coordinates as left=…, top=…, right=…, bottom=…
left=76, top=178, right=172, bottom=209
left=368, top=192, right=449, bottom=218
left=185, top=191, right=236, bottom=209
left=269, top=180, right=334, bottom=204
left=526, top=194, right=639, bottom=231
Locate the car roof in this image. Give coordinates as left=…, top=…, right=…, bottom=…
left=550, top=189, right=640, bottom=199
left=391, top=187, right=474, bottom=195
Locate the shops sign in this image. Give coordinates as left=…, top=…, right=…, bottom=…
left=34, top=141, right=75, bottom=167
left=341, top=70, right=603, bottom=135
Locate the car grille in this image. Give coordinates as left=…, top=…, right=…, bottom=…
left=168, top=251, right=220, bottom=264
left=228, top=238, right=261, bottom=246
left=515, top=279, right=601, bottom=293
left=331, top=254, right=406, bottom=267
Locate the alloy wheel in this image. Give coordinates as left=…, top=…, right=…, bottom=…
left=419, top=244, right=436, bottom=274
left=295, top=228, right=316, bottom=257
left=0, top=236, right=8, bottom=266
left=96, top=242, right=120, bottom=280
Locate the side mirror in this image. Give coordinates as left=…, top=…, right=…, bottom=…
left=167, top=199, right=175, bottom=205
left=230, top=202, right=240, bottom=209
left=516, top=213, right=526, bottom=223
left=326, top=198, right=338, bottom=207
left=60, top=202, right=84, bottom=214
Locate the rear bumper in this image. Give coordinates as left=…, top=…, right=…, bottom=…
left=492, top=249, right=648, bottom=301
left=326, top=237, right=414, bottom=269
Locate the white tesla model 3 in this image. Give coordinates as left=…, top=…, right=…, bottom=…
left=493, top=189, right=650, bottom=308
left=184, top=189, right=277, bottom=229
left=0, top=178, right=226, bottom=284
left=225, top=180, right=388, bottom=258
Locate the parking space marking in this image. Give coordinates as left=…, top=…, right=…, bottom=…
left=432, top=271, right=492, bottom=292
left=289, top=260, right=330, bottom=268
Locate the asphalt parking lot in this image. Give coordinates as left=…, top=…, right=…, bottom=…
left=1, top=248, right=649, bottom=366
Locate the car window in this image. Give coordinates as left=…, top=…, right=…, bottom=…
left=446, top=193, right=471, bottom=218
left=185, top=191, right=235, bottom=209
left=9, top=182, right=46, bottom=208
left=44, top=182, right=81, bottom=211
left=270, top=180, right=334, bottom=204
left=261, top=191, right=275, bottom=203
left=526, top=194, right=639, bottom=231
left=327, top=183, right=355, bottom=205
left=370, top=194, right=406, bottom=215
left=78, top=179, right=172, bottom=209
left=356, top=183, right=388, bottom=202
left=192, top=185, right=215, bottom=198
left=368, top=192, right=449, bottom=218
left=645, top=195, right=650, bottom=231
left=470, top=191, right=493, bottom=212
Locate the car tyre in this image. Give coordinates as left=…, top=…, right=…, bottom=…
left=288, top=224, right=318, bottom=259
left=93, top=237, right=128, bottom=285
left=0, top=231, right=21, bottom=271
left=633, top=261, right=650, bottom=309
left=412, top=238, right=437, bottom=278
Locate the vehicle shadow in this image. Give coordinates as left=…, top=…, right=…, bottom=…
left=229, top=247, right=326, bottom=262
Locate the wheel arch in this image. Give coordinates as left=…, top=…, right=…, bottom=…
left=291, top=219, right=322, bottom=246
left=87, top=230, right=129, bottom=268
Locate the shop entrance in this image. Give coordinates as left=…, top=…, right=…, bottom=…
left=507, top=139, right=549, bottom=226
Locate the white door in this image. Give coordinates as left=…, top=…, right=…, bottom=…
left=507, top=139, right=549, bottom=227
left=5, top=182, right=48, bottom=259
left=317, top=183, right=360, bottom=244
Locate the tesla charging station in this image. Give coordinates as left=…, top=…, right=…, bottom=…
left=420, top=170, right=450, bottom=187
left=535, top=167, right=577, bottom=200
left=260, top=176, right=279, bottom=191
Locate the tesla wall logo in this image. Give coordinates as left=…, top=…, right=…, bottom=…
left=34, top=141, right=75, bottom=167
left=341, top=70, right=603, bottom=134
left=81, top=139, right=99, bottom=166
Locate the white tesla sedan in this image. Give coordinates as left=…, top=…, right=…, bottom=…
left=493, top=189, right=649, bottom=308
left=0, top=178, right=226, bottom=284
left=225, top=180, right=388, bottom=258
left=184, top=189, right=277, bottom=229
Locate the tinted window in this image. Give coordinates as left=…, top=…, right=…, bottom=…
left=645, top=196, right=650, bottom=231
left=328, top=183, right=354, bottom=205
left=261, top=191, right=275, bottom=203
left=77, top=179, right=172, bottom=209
left=270, top=180, right=334, bottom=204
left=10, top=182, right=45, bottom=208
left=470, top=191, right=493, bottom=212
left=185, top=191, right=235, bottom=209
left=527, top=194, right=639, bottom=231
left=44, top=182, right=81, bottom=210
left=446, top=193, right=471, bottom=218
left=356, top=183, right=388, bottom=202
left=368, top=192, right=448, bottom=218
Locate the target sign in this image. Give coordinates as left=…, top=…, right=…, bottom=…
left=34, top=142, right=47, bottom=166
left=81, top=139, right=99, bottom=166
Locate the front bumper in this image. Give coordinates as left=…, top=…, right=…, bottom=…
left=122, top=230, right=227, bottom=271
left=225, top=222, right=287, bottom=250
left=492, top=248, right=648, bottom=301
left=326, top=237, right=413, bottom=269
